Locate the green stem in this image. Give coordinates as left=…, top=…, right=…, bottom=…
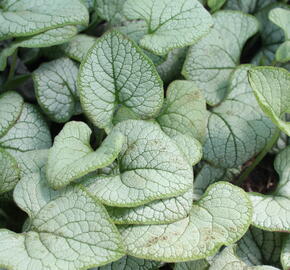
left=0, top=208, right=9, bottom=221
left=235, top=128, right=281, bottom=186
left=6, top=48, right=18, bottom=84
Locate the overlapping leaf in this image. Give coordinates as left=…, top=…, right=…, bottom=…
left=269, top=8, right=290, bottom=63
left=91, top=255, right=161, bottom=270
left=78, top=30, right=163, bottom=130
left=182, top=11, right=259, bottom=105
left=123, top=0, right=213, bottom=55
left=82, top=120, right=193, bottom=207
left=0, top=173, right=125, bottom=270
left=0, top=91, right=51, bottom=194
left=203, top=65, right=275, bottom=168
left=236, top=227, right=283, bottom=267
left=0, top=26, right=77, bottom=71
left=47, top=121, right=124, bottom=189
left=249, top=67, right=290, bottom=136
left=95, top=0, right=126, bottom=25
left=59, top=34, right=96, bottom=62
left=252, top=4, right=289, bottom=65
left=209, top=245, right=280, bottom=270
left=174, top=259, right=209, bottom=270
left=0, top=0, right=89, bottom=40
left=33, top=57, right=80, bottom=123
left=249, top=145, right=290, bottom=232
left=119, top=182, right=252, bottom=262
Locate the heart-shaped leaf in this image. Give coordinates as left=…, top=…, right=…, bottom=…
left=78, top=30, right=164, bottom=130
left=82, top=120, right=193, bottom=207
left=123, top=0, right=213, bottom=55
left=47, top=121, right=125, bottom=189
left=249, top=145, right=290, bottom=232
left=33, top=57, right=80, bottom=123
left=182, top=11, right=259, bottom=105
left=0, top=173, right=125, bottom=270
left=119, top=182, right=252, bottom=261
left=249, top=67, right=290, bottom=136
left=204, top=65, right=275, bottom=168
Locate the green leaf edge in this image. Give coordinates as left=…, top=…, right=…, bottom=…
left=121, top=181, right=253, bottom=262
left=0, top=2, right=89, bottom=41
left=46, top=121, right=125, bottom=189
left=248, top=191, right=290, bottom=233
left=248, top=66, right=290, bottom=136
left=77, top=29, right=164, bottom=130
left=0, top=183, right=126, bottom=270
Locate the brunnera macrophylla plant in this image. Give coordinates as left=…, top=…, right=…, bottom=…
left=0, top=0, right=289, bottom=270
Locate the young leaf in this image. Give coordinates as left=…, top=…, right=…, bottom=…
left=0, top=174, right=125, bottom=270
left=60, top=34, right=96, bottom=62
left=281, top=234, right=290, bottom=270
left=182, top=11, right=259, bottom=105
left=0, top=148, right=19, bottom=194
left=0, top=26, right=77, bottom=71
left=123, top=0, right=213, bottom=55
left=204, top=65, right=275, bottom=168
left=249, top=146, right=290, bottom=232
left=119, top=182, right=252, bottom=262
left=236, top=227, right=282, bottom=267
left=269, top=8, right=290, bottom=63
left=0, top=91, right=24, bottom=138
left=0, top=0, right=89, bottom=40
left=47, top=121, right=125, bottom=189
left=81, top=120, right=193, bottom=207
left=248, top=67, right=290, bottom=136
left=209, top=245, right=280, bottom=270
left=91, top=255, right=161, bottom=270
left=33, top=57, right=80, bottom=123
left=78, top=30, right=163, bottom=130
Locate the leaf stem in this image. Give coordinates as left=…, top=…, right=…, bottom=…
left=0, top=208, right=9, bottom=221
left=6, top=48, right=18, bottom=85
left=235, top=128, right=281, bottom=186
